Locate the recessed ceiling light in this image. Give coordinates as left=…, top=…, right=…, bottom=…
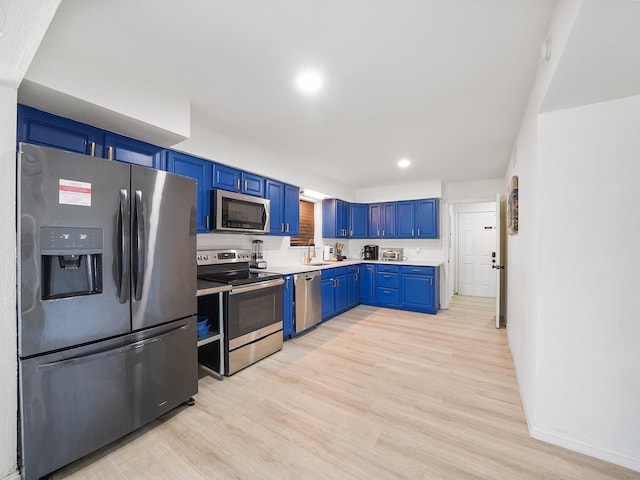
left=296, top=70, right=324, bottom=95
left=397, top=158, right=411, bottom=168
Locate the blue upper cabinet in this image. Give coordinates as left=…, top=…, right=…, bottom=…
left=103, top=132, right=164, bottom=169
left=396, top=200, right=416, bottom=238
left=396, top=198, right=439, bottom=239
left=322, top=199, right=350, bottom=238
left=166, top=151, right=213, bottom=232
left=349, top=203, right=368, bottom=238
left=369, top=202, right=396, bottom=238
left=265, top=179, right=300, bottom=235
left=17, top=105, right=104, bottom=156
left=416, top=198, right=439, bottom=238
left=214, top=164, right=264, bottom=197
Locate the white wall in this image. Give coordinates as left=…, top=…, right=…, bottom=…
left=355, top=180, right=442, bottom=203
left=534, top=95, right=640, bottom=470
left=503, top=0, right=583, bottom=431
left=0, top=3, right=61, bottom=479
left=174, top=122, right=353, bottom=201
left=445, top=178, right=504, bottom=203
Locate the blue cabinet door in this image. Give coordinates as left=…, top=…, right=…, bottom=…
left=350, top=203, right=368, bottom=238
left=242, top=171, right=264, bottom=197
left=166, top=151, right=213, bottom=232
left=347, top=266, right=360, bottom=308
left=416, top=198, right=439, bottom=238
left=265, top=181, right=300, bottom=235
left=265, top=179, right=285, bottom=234
left=334, top=274, right=348, bottom=313
left=213, top=164, right=240, bottom=192
left=382, top=202, right=396, bottom=238
left=284, top=184, right=300, bottom=235
left=369, top=203, right=382, bottom=238
left=17, top=104, right=103, bottom=156
left=103, top=132, right=164, bottom=169
left=360, top=264, right=375, bottom=304
left=396, top=200, right=416, bottom=238
left=213, top=164, right=264, bottom=197
left=323, top=199, right=343, bottom=238
left=283, top=275, right=294, bottom=339
left=321, top=277, right=335, bottom=320
left=401, top=275, right=433, bottom=311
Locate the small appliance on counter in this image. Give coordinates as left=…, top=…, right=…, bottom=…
left=251, top=239, right=267, bottom=269
left=323, top=245, right=335, bottom=261
left=380, top=247, right=405, bottom=261
left=363, top=245, right=379, bottom=260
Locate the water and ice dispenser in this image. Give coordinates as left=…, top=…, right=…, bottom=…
left=40, top=226, right=104, bottom=300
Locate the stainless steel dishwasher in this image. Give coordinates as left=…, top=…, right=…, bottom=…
left=294, top=270, right=322, bottom=333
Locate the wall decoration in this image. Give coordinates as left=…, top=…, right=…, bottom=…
left=507, top=176, right=518, bottom=235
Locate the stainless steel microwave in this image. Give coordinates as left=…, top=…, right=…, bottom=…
left=211, top=189, right=270, bottom=234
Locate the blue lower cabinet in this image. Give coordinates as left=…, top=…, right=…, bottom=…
left=399, top=265, right=439, bottom=314
left=360, top=264, right=375, bottom=304
left=376, top=287, right=400, bottom=307
left=321, top=276, right=336, bottom=321
left=321, top=266, right=352, bottom=321
left=375, top=265, right=400, bottom=307
left=347, top=265, right=360, bottom=307
left=283, top=275, right=294, bottom=339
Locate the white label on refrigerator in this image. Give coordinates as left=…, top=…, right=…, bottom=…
left=59, top=179, right=92, bottom=206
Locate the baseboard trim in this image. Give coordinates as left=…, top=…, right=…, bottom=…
left=1, top=470, right=21, bottom=480
left=532, top=427, right=640, bottom=473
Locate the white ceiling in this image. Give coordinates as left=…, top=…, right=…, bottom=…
left=25, top=0, right=557, bottom=188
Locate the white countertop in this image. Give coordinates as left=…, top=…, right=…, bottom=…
left=264, top=259, right=444, bottom=275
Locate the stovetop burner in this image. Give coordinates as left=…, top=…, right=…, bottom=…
left=198, top=270, right=281, bottom=286
left=196, top=248, right=281, bottom=286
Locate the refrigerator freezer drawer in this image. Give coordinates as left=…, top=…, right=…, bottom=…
left=19, top=317, right=197, bottom=480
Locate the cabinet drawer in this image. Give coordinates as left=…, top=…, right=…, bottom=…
left=376, top=287, right=399, bottom=305
left=347, top=265, right=359, bottom=274
left=400, top=265, right=435, bottom=276
left=334, top=266, right=348, bottom=276
left=377, top=272, right=399, bottom=288
left=376, top=264, right=399, bottom=273
left=321, top=268, right=335, bottom=280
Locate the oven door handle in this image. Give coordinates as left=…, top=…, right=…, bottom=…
left=230, top=278, right=284, bottom=295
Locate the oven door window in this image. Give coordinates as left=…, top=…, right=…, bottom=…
left=228, top=284, right=283, bottom=340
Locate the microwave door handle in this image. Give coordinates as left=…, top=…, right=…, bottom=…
left=133, top=190, right=146, bottom=301
left=118, top=188, right=130, bottom=304
left=263, top=206, right=270, bottom=232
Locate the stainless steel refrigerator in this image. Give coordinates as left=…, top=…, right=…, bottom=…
left=17, top=143, right=198, bottom=480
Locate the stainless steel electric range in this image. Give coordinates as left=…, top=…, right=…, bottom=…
left=196, top=249, right=284, bottom=375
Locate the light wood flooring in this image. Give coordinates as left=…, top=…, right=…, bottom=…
left=52, top=296, right=640, bottom=479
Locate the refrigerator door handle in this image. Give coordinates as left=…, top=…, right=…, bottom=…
left=118, top=188, right=130, bottom=304
left=133, top=189, right=146, bottom=301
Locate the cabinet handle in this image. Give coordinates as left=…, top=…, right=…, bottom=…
left=336, top=278, right=340, bottom=287
left=244, top=180, right=248, bottom=191
left=286, top=223, right=290, bottom=233
left=411, top=228, right=414, bottom=236
left=413, top=268, right=420, bottom=272
left=355, top=274, right=358, bottom=281
left=107, top=146, right=113, bottom=160
left=430, top=278, right=433, bottom=286
left=384, top=290, right=390, bottom=294
left=382, top=230, right=385, bottom=237
left=350, top=229, right=353, bottom=236
left=205, top=215, right=210, bottom=230
left=89, top=141, right=96, bottom=156
left=384, top=275, right=390, bottom=278
left=377, top=229, right=380, bottom=237
left=418, top=228, right=421, bottom=236
left=236, top=178, right=241, bottom=191
left=281, top=223, right=285, bottom=233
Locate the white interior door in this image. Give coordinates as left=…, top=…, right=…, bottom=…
left=458, top=211, right=497, bottom=297
left=495, top=193, right=502, bottom=328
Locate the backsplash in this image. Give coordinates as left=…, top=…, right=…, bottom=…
left=197, top=233, right=444, bottom=266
